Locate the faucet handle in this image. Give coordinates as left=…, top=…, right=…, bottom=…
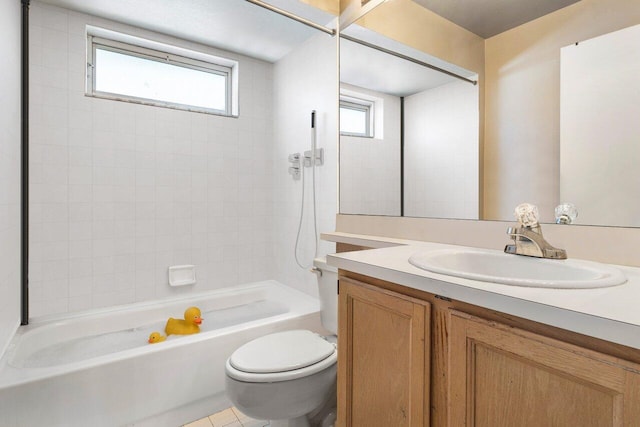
left=555, top=203, right=578, bottom=224
left=514, top=203, right=539, bottom=227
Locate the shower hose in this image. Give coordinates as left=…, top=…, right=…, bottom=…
left=294, top=110, right=319, bottom=270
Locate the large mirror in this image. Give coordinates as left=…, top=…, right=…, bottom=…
left=338, top=0, right=640, bottom=227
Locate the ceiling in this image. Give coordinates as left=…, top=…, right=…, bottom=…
left=39, top=0, right=336, bottom=62
left=412, top=0, right=581, bottom=38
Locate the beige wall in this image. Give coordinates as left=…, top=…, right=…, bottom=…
left=302, top=0, right=339, bottom=15
left=484, top=0, right=640, bottom=221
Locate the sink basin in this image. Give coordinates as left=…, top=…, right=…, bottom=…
left=408, top=248, right=627, bottom=289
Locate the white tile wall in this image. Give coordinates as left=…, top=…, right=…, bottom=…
left=29, top=2, right=277, bottom=317
left=272, top=32, right=338, bottom=298
left=0, top=0, right=22, bottom=353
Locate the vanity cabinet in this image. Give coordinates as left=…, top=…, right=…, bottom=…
left=336, top=272, right=640, bottom=427
left=337, top=279, right=431, bottom=427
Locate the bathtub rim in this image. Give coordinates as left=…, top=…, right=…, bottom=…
left=26, top=280, right=287, bottom=326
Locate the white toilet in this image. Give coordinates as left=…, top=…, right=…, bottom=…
left=225, top=257, right=338, bottom=427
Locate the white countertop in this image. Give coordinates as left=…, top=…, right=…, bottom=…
left=324, top=232, right=640, bottom=350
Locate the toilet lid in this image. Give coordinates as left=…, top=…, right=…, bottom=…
left=229, top=330, right=335, bottom=374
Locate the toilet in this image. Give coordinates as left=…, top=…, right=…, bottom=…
left=225, top=257, right=338, bottom=427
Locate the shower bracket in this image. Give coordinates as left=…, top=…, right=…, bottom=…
left=303, top=148, right=324, bottom=167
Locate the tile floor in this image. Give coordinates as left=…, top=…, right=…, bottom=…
left=183, top=406, right=269, bottom=427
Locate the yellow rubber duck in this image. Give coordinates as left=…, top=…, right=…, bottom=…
left=165, top=306, right=203, bottom=336
left=148, top=332, right=166, bottom=344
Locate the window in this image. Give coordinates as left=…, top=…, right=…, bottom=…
left=87, top=28, right=238, bottom=116
left=340, top=96, right=374, bottom=137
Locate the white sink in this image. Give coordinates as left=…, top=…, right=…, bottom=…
left=408, top=248, right=627, bottom=289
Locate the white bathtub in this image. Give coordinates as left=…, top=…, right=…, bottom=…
left=0, top=280, right=323, bottom=427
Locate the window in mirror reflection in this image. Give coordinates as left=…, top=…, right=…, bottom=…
left=340, top=96, right=374, bottom=137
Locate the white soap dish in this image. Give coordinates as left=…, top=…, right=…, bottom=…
left=168, top=265, right=196, bottom=287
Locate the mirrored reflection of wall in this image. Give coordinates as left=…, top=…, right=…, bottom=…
left=404, top=79, right=479, bottom=219
left=339, top=83, right=401, bottom=216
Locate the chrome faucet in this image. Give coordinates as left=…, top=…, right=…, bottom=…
left=504, top=203, right=567, bottom=259
left=504, top=224, right=567, bottom=259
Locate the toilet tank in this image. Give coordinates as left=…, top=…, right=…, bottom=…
left=313, top=256, right=338, bottom=335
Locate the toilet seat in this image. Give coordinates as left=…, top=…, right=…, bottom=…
left=226, top=330, right=337, bottom=383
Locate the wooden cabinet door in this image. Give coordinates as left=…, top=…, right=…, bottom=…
left=337, top=278, right=431, bottom=427
left=449, top=310, right=640, bottom=427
